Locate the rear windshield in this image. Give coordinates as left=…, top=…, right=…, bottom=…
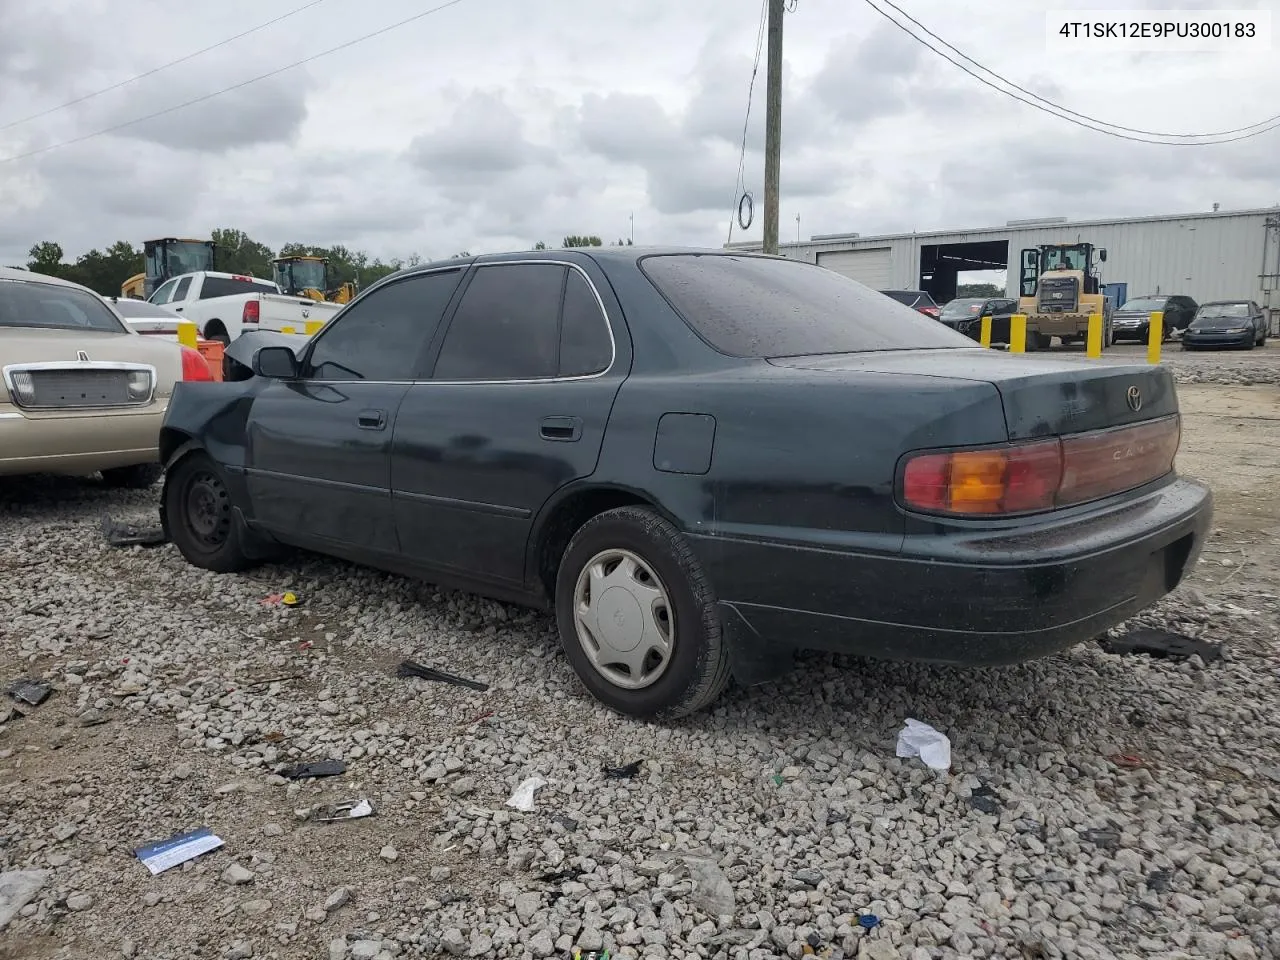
left=940, top=298, right=984, bottom=319
left=0, top=279, right=125, bottom=333
left=200, top=276, right=278, bottom=300
left=1120, top=297, right=1167, bottom=312
left=640, top=254, right=971, bottom=357
left=112, top=299, right=179, bottom=318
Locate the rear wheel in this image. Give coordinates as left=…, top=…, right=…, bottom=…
left=205, top=322, right=230, bottom=346
left=100, top=463, right=163, bottom=489
left=164, top=452, right=257, bottom=572
left=554, top=506, right=730, bottom=719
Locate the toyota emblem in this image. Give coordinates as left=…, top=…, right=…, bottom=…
left=1125, top=385, right=1142, bottom=412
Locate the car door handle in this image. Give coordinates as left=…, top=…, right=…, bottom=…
left=174, top=306, right=183, bottom=312
left=357, top=409, right=387, bottom=431
left=540, top=416, right=582, bottom=441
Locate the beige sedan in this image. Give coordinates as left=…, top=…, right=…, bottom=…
left=1, top=266, right=212, bottom=486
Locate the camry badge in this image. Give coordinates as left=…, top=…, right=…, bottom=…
left=1125, top=385, right=1142, bottom=412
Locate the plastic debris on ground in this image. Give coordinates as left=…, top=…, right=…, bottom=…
left=260, top=592, right=301, bottom=607
left=602, top=760, right=642, bottom=779
left=312, top=799, right=375, bottom=822
left=0, top=869, right=49, bottom=931
left=895, top=718, right=952, bottom=771
left=857, top=914, right=882, bottom=931
left=280, top=760, right=346, bottom=780
left=680, top=853, right=735, bottom=916
left=968, top=784, right=1001, bottom=815
left=395, top=659, right=489, bottom=692
left=1100, top=628, right=1222, bottom=662
left=134, top=827, right=225, bottom=875
left=101, top=514, right=168, bottom=548
left=6, top=679, right=52, bottom=707
left=505, top=776, right=547, bottom=812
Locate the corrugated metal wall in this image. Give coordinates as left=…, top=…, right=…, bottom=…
left=739, top=210, right=1273, bottom=304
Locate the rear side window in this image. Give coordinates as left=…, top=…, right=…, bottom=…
left=0, top=280, right=125, bottom=333
left=199, top=276, right=278, bottom=300
left=305, top=269, right=462, bottom=381
left=641, top=255, right=970, bottom=358
left=433, top=264, right=564, bottom=380
left=559, top=270, right=613, bottom=376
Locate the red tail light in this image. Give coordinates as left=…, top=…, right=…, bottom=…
left=900, top=416, right=1180, bottom=516
left=919, top=306, right=941, bottom=318
left=242, top=300, right=260, bottom=324
left=180, top=346, right=214, bottom=381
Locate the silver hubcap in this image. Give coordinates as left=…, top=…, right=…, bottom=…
left=573, top=548, right=674, bottom=690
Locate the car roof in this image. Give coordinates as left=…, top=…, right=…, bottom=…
left=0, top=265, right=93, bottom=291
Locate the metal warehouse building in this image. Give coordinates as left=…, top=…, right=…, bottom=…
left=727, top=206, right=1280, bottom=312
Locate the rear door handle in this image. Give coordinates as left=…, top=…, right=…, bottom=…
left=357, top=409, right=387, bottom=431
left=540, top=416, right=582, bottom=442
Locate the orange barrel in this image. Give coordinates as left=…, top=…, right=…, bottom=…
left=196, top=339, right=225, bottom=381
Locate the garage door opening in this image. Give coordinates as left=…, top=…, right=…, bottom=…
left=918, top=240, right=1009, bottom=304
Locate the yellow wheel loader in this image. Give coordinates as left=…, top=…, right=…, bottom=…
left=271, top=256, right=358, bottom=305
left=120, top=238, right=217, bottom=299
left=1016, top=242, right=1113, bottom=350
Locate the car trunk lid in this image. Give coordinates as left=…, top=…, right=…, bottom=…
left=767, top=348, right=1177, bottom=440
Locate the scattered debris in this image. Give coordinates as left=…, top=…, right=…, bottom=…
left=395, top=659, right=488, bottom=692
left=895, top=718, right=952, bottom=771
left=505, top=776, right=547, bottom=812
left=0, top=869, right=49, bottom=932
left=6, top=679, right=52, bottom=707
left=1146, top=869, right=1173, bottom=893
left=857, top=914, right=882, bottom=931
left=280, top=760, right=347, bottom=780
left=135, top=827, right=225, bottom=875
left=261, top=592, right=301, bottom=607
left=1083, top=828, right=1122, bottom=849
left=968, top=784, right=1002, bottom=815
left=552, top=814, right=579, bottom=832
left=313, top=799, right=374, bottom=823
left=1100, top=628, right=1222, bottom=663
left=1108, top=754, right=1146, bottom=769
left=602, top=760, right=642, bottom=779
left=101, top=514, right=167, bottom=548
left=536, top=868, right=584, bottom=884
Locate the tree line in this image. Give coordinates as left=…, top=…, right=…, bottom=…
left=14, top=230, right=634, bottom=298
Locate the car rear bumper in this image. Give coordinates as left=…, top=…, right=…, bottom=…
left=0, top=403, right=166, bottom=476
left=689, top=477, right=1212, bottom=666
left=1182, top=331, right=1253, bottom=348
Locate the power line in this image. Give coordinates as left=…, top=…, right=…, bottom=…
left=0, top=0, right=473, bottom=165
left=871, top=0, right=1280, bottom=141
left=727, top=0, right=770, bottom=244
left=0, top=0, right=330, bottom=133
left=860, top=0, right=1280, bottom=146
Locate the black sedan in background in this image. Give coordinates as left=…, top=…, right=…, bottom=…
left=1182, top=300, right=1269, bottom=349
left=937, top=296, right=1018, bottom=343
left=158, top=248, right=1211, bottom=719
left=1111, top=294, right=1198, bottom=342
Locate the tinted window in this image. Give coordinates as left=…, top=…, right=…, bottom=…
left=559, top=270, right=612, bottom=376
left=305, top=270, right=463, bottom=381
left=0, top=280, right=125, bottom=333
left=112, top=299, right=180, bottom=318
left=642, top=255, right=971, bottom=357
left=173, top=276, right=192, bottom=301
left=433, top=264, right=564, bottom=380
left=1120, top=297, right=1168, bottom=312
left=200, top=276, right=278, bottom=300
left=940, top=298, right=983, bottom=319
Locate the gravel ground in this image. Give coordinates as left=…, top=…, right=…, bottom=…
left=2, top=356, right=1278, bottom=960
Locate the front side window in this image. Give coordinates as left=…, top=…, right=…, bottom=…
left=150, top=278, right=179, bottom=305
left=0, top=280, right=126, bottom=333
left=305, top=269, right=463, bottom=381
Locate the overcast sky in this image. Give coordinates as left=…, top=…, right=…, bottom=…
left=1, top=0, right=1277, bottom=267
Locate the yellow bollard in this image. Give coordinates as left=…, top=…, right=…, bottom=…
left=1147, top=310, right=1163, bottom=365
left=1009, top=314, right=1027, bottom=353
left=281, top=325, right=295, bottom=335
left=979, top=315, right=992, bottom=348
left=1086, top=313, right=1103, bottom=358
left=304, top=320, right=324, bottom=335
left=176, top=320, right=198, bottom=348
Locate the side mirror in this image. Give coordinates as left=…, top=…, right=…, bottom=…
left=253, top=346, right=298, bottom=379
left=1098, top=249, right=1108, bottom=262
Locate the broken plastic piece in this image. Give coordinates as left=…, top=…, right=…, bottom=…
left=102, top=514, right=168, bottom=548
left=395, top=659, right=488, bottom=692
left=260, top=592, right=302, bottom=607
left=313, top=799, right=375, bottom=822
left=968, top=784, right=1001, bottom=815
left=505, top=776, right=547, bottom=812
left=602, top=760, right=642, bottom=779
left=895, top=718, right=952, bottom=771
left=1100, top=628, right=1221, bottom=662
left=6, top=680, right=52, bottom=707
left=280, top=760, right=346, bottom=780
left=1108, top=753, right=1145, bottom=769
left=134, top=827, right=224, bottom=875
left=857, top=914, right=881, bottom=930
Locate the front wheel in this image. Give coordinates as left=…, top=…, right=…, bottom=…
left=554, top=506, right=731, bottom=719
left=163, top=452, right=258, bottom=573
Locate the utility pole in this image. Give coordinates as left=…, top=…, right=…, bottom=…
left=763, top=0, right=784, bottom=255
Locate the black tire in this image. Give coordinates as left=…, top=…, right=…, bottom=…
left=205, top=323, right=230, bottom=347
left=100, top=463, right=163, bottom=489
left=554, top=506, right=731, bottom=720
left=163, top=452, right=257, bottom=573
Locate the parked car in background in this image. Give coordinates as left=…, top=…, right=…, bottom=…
left=158, top=248, right=1210, bottom=719
left=938, top=296, right=1018, bottom=343
left=0, top=266, right=212, bottom=485
left=109, top=296, right=183, bottom=339
left=148, top=270, right=342, bottom=345
left=1111, top=294, right=1198, bottom=342
left=880, top=289, right=941, bottom=318
left=1182, top=300, right=1268, bottom=350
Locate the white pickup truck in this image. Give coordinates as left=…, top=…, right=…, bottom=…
left=146, top=270, right=343, bottom=344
